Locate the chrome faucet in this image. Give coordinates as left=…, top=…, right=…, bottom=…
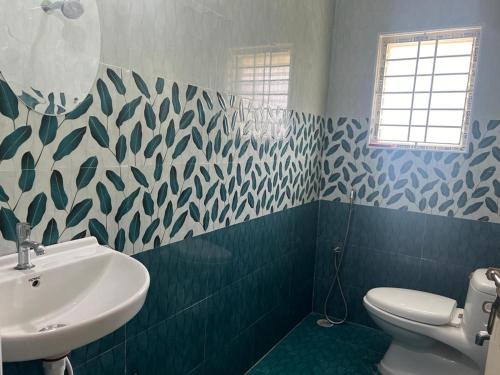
left=15, top=222, right=46, bottom=270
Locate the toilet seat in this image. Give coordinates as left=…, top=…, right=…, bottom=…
left=365, top=288, right=457, bottom=326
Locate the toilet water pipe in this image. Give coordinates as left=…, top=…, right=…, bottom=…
left=42, top=356, right=73, bottom=375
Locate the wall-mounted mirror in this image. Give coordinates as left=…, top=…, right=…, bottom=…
left=0, top=0, right=101, bottom=116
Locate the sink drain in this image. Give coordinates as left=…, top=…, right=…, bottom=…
left=39, top=324, right=67, bottom=332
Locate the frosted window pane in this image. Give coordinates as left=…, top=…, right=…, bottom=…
left=239, top=68, right=256, bottom=81
left=264, top=82, right=272, bottom=93
left=380, top=110, right=410, bottom=125
left=428, top=110, right=463, bottom=126
left=411, top=110, right=428, bottom=125
left=417, top=58, right=434, bottom=75
left=272, top=52, right=291, bottom=65
left=264, top=67, right=271, bottom=80
left=254, top=81, right=264, bottom=92
left=269, top=81, right=289, bottom=94
left=409, top=127, right=426, bottom=142
left=381, top=93, right=412, bottom=108
left=386, top=42, right=418, bottom=59
left=383, top=77, right=415, bottom=92
left=431, top=92, right=466, bottom=109
left=379, top=126, right=409, bottom=141
left=385, top=59, right=417, bottom=76
left=419, top=41, right=436, bottom=57
left=270, top=66, right=290, bottom=80
left=413, top=93, right=430, bottom=109
left=426, top=127, right=461, bottom=144
left=437, top=38, right=473, bottom=56
left=254, top=54, right=266, bottom=66
left=254, top=67, right=265, bottom=80
left=415, top=76, right=432, bottom=91
left=435, top=56, right=471, bottom=74
left=433, top=74, right=469, bottom=92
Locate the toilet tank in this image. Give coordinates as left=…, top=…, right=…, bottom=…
left=462, top=268, right=497, bottom=339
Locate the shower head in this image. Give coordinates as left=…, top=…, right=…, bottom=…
left=41, top=0, right=84, bottom=20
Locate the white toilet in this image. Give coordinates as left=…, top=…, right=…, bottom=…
left=363, top=268, right=497, bottom=375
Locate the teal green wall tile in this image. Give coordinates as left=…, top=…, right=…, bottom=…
left=3, top=202, right=318, bottom=375
left=2, top=361, right=41, bottom=375
left=252, top=305, right=296, bottom=362
left=73, top=344, right=125, bottom=375
left=125, top=300, right=206, bottom=375
left=203, top=326, right=257, bottom=375
left=419, top=259, right=470, bottom=305
left=70, top=327, right=126, bottom=368
left=423, top=214, right=500, bottom=268
left=349, top=205, right=425, bottom=258
left=313, top=200, right=500, bottom=327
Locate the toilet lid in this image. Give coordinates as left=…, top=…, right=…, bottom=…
left=366, top=288, right=457, bottom=326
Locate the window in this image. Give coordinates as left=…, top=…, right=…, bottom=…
left=228, top=46, right=291, bottom=110
left=369, top=28, right=480, bottom=151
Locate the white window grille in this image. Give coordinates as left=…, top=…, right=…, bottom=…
left=369, top=27, right=480, bottom=151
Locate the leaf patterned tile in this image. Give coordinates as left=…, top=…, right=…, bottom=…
left=0, top=69, right=320, bottom=254
left=320, top=117, right=500, bottom=224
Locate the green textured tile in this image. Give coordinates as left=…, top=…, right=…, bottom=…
left=248, top=314, right=389, bottom=375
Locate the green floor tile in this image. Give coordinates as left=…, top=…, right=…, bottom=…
left=247, top=314, right=390, bottom=375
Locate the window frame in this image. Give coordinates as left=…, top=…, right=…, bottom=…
left=369, top=27, right=481, bottom=152
left=228, top=45, right=292, bottom=111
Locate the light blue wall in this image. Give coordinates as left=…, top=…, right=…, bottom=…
left=314, top=0, right=500, bottom=327
left=326, top=0, right=500, bottom=120
left=320, top=0, right=500, bottom=224
left=98, top=0, right=335, bottom=115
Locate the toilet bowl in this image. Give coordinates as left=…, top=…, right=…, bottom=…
left=363, top=268, right=497, bottom=375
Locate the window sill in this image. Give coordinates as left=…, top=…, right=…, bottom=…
left=368, top=141, right=467, bottom=153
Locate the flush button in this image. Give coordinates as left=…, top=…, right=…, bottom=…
left=483, top=301, right=493, bottom=314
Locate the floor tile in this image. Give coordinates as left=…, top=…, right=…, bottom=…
left=246, top=313, right=390, bottom=375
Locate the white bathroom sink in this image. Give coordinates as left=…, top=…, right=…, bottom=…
left=0, top=237, right=150, bottom=362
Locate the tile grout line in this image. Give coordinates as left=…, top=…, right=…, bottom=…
left=72, top=341, right=125, bottom=372
left=243, top=312, right=312, bottom=375
left=71, top=203, right=318, bottom=373
left=311, top=200, right=323, bottom=314
left=187, top=292, right=311, bottom=374
left=127, top=224, right=310, bottom=341
left=122, top=221, right=316, bottom=371
left=123, top=324, right=127, bottom=375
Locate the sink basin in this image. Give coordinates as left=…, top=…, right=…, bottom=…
left=0, top=237, right=149, bottom=362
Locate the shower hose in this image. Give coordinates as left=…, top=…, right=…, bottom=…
left=320, top=190, right=355, bottom=326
